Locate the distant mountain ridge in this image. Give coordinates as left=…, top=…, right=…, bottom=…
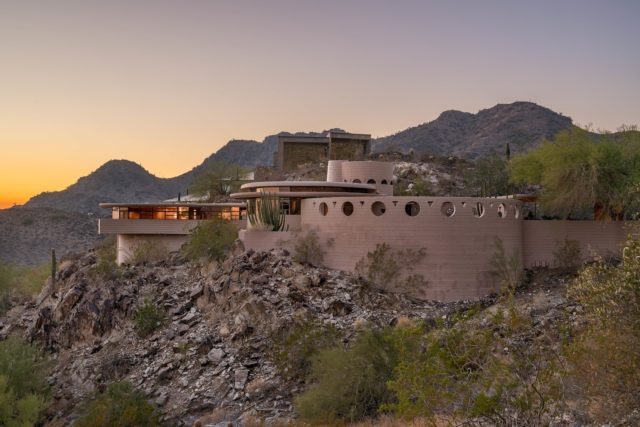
left=372, top=102, right=573, bottom=158
left=22, top=102, right=575, bottom=215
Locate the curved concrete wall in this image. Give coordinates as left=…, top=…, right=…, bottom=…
left=327, top=160, right=395, bottom=195
left=300, top=196, right=523, bottom=301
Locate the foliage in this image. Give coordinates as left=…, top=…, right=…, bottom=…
left=92, top=236, right=121, bottom=280
left=566, top=236, right=640, bottom=420
left=182, top=219, right=238, bottom=262
left=189, top=161, right=248, bottom=201
left=295, top=329, right=398, bottom=423
left=355, top=243, right=427, bottom=291
left=75, top=381, right=162, bottom=427
left=509, top=127, right=640, bottom=219
left=384, top=312, right=565, bottom=425
left=0, top=262, right=50, bottom=312
left=133, top=299, right=165, bottom=338
left=394, top=177, right=432, bottom=197
left=489, top=237, right=522, bottom=296
left=292, top=229, right=332, bottom=266
left=271, top=320, right=341, bottom=382
left=129, top=240, right=169, bottom=265
left=0, top=337, right=50, bottom=426
left=247, top=193, right=287, bottom=231
left=552, top=238, right=583, bottom=271
left=464, top=154, right=511, bottom=197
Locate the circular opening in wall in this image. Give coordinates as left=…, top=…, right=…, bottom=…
left=342, top=201, right=354, bottom=216
left=497, top=203, right=507, bottom=218
left=367, top=179, right=376, bottom=184
left=472, top=202, right=485, bottom=218
left=514, top=205, right=520, bottom=219
left=441, top=201, right=455, bottom=217
left=381, top=179, right=388, bottom=185
left=319, top=202, right=328, bottom=216
left=371, top=201, right=386, bottom=216
left=405, top=201, right=420, bottom=216
left=353, top=179, right=361, bottom=183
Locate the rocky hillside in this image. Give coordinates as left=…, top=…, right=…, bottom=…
left=0, top=247, right=464, bottom=425
left=372, top=102, right=574, bottom=159
left=0, top=207, right=98, bottom=266
left=0, top=244, right=608, bottom=425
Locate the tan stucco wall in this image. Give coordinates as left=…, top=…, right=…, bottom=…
left=522, top=220, right=636, bottom=267
left=239, top=194, right=637, bottom=302
left=116, top=234, right=188, bottom=265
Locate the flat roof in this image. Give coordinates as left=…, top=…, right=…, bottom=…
left=99, top=202, right=245, bottom=208
left=231, top=191, right=378, bottom=199
left=239, top=181, right=375, bottom=191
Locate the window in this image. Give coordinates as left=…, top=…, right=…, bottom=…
left=342, top=201, right=354, bottom=216
left=371, top=201, right=386, bottom=216
left=441, top=202, right=455, bottom=217
left=405, top=201, right=420, bottom=216
left=367, top=179, right=376, bottom=184
left=319, top=202, right=328, bottom=216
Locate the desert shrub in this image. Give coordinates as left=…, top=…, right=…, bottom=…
left=182, top=219, right=237, bottom=262
left=271, top=320, right=341, bottom=381
left=133, top=299, right=165, bottom=338
left=552, top=238, right=583, bottom=271
left=295, top=329, right=398, bottom=423
left=0, top=262, right=50, bottom=312
left=489, top=237, right=522, bottom=296
left=355, top=243, right=427, bottom=290
left=75, top=381, right=162, bottom=427
left=129, top=240, right=169, bottom=265
left=292, top=230, right=333, bottom=266
left=0, top=337, right=50, bottom=425
left=565, top=236, right=640, bottom=421
left=385, top=312, right=565, bottom=425
left=394, top=177, right=432, bottom=197
left=93, top=236, right=121, bottom=280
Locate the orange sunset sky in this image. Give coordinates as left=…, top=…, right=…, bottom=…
left=1, top=1, right=638, bottom=209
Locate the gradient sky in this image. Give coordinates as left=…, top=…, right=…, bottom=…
left=1, top=0, right=638, bottom=208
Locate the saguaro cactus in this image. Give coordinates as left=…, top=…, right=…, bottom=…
left=247, top=193, right=286, bottom=231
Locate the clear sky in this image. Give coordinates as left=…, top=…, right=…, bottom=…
left=1, top=0, right=638, bottom=208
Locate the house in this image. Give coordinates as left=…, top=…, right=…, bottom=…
left=98, top=202, right=246, bottom=264
left=230, top=160, right=632, bottom=302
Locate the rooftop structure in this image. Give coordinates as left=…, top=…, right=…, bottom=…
left=274, top=131, right=371, bottom=171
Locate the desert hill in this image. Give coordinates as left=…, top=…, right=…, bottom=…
left=372, top=101, right=574, bottom=158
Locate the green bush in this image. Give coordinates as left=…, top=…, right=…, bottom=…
left=0, top=262, right=50, bottom=312
left=182, top=219, right=237, bottom=262
left=92, top=236, right=121, bottom=280
left=489, top=237, right=522, bottom=296
left=292, top=230, right=332, bottom=267
left=271, top=320, right=340, bottom=382
left=133, top=299, right=165, bottom=338
left=295, top=329, right=398, bottom=423
left=75, top=381, right=162, bottom=427
left=354, top=243, right=426, bottom=291
left=553, top=237, right=583, bottom=271
left=566, top=236, right=640, bottom=421
left=129, top=240, right=169, bottom=265
left=0, top=336, right=50, bottom=426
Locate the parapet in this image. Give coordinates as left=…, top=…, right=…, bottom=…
left=327, top=160, right=394, bottom=195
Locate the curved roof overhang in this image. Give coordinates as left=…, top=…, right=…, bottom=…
left=230, top=191, right=378, bottom=200
left=239, top=180, right=375, bottom=191
left=99, top=202, right=245, bottom=208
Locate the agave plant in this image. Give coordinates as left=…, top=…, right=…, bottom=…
left=247, top=193, right=287, bottom=231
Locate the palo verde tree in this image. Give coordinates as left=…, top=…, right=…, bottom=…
left=509, top=126, right=640, bottom=219
left=189, top=161, right=248, bottom=201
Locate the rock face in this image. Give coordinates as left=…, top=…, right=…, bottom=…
left=0, top=248, right=471, bottom=425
